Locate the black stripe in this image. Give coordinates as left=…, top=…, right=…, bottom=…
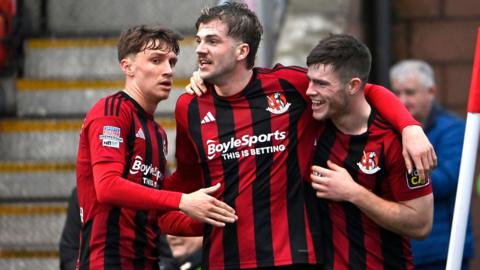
left=133, top=211, right=148, bottom=270
left=104, top=207, right=121, bottom=269
left=245, top=79, right=274, bottom=266
left=110, top=94, right=117, bottom=116
left=187, top=98, right=212, bottom=270
left=133, top=114, right=153, bottom=269
left=122, top=112, right=136, bottom=178
left=153, top=127, right=166, bottom=179
left=344, top=130, right=369, bottom=270
left=312, top=122, right=337, bottom=270
left=381, top=229, right=406, bottom=269
left=213, top=95, right=241, bottom=269
left=78, top=219, right=93, bottom=270
left=115, top=95, right=124, bottom=116
left=104, top=96, right=111, bottom=116
left=280, top=79, right=309, bottom=263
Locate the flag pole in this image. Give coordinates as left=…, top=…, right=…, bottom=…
left=446, top=27, right=480, bottom=270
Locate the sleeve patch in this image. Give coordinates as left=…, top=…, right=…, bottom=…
left=406, top=169, right=430, bottom=189
left=99, top=125, right=124, bottom=148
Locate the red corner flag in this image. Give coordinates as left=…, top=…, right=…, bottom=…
left=447, top=27, right=480, bottom=270
left=468, top=28, right=480, bottom=112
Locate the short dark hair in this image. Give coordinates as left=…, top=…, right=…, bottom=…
left=306, top=34, right=372, bottom=85
left=195, top=2, right=263, bottom=69
left=117, top=25, right=183, bottom=62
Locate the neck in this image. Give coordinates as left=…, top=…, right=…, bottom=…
left=213, top=68, right=253, bottom=97
left=123, top=82, right=157, bottom=114
left=332, top=93, right=371, bottom=135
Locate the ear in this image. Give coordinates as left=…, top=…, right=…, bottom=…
left=236, top=43, right=250, bottom=62
left=347, top=78, right=362, bottom=95
left=120, top=57, right=134, bottom=77
left=428, top=85, right=437, bottom=96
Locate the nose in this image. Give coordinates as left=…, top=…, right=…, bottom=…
left=306, top=82, right=316, bottom=96
left=195, top=40, right=207, bottom=55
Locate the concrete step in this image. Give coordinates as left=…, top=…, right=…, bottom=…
left=16, top=79, right=188, bottom=117
left=24, top=38, right=197, bottom=80
left=0, top=257, right=58, bottom=270
left=0, top=203, right=67, bottom=249
left=0, top=203, right=63, bottom=269
left=0, top=162, right=75, bottom=200
left=0, top=118, right=176, bottom=163
left=45, top=0, right=214, bottom=35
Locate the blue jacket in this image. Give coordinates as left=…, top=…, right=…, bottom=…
left=411, top=102, right=475, bottom=266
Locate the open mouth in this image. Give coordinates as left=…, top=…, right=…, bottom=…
left=198, top=58, right=212, bottom=68
left=312, top=100, right=326, bottom=106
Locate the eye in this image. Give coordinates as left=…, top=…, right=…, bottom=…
left=170, top=58, right=177, bottom=67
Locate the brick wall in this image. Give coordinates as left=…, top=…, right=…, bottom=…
left=392, top=0, right=480, bottom=116
left=392, top=0, right=480, bottom=266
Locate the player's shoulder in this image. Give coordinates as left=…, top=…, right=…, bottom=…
left=256, top=63, right=307, bottom=79
left=86, top=91, right=132, bottom=121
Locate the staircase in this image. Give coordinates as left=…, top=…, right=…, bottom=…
left=0, top=1, right=202, bottom=268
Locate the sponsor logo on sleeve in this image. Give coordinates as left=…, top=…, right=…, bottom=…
left=99, top=125, right=123, bottom=148
left=406, top=168, right=430, bottom=189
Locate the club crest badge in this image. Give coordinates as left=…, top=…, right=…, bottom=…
left=357, top=151, right=381, bottom=174
left=266, top=92, right=291, bottom=115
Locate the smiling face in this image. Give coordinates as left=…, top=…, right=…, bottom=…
left=123, top=40, right=177, bottom=103
left=306, top=64, right=349, bottom=121
left=195, top=19, right=245, bottom=84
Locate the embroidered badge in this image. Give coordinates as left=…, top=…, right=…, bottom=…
left=357, top=151, right=381, bottom=174
left=99, top=125, right=123, bottom=148
left=266, top=92, right=291, bottom=114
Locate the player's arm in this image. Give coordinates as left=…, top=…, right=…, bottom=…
left=364, top=83, right=437, bottom=180
left=311, top=160, right=433, bottom=239
left=158, top=211, right=204, bottom=236
left=93, top=161, right=236, bottom=226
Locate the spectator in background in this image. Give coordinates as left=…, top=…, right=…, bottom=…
left=390, top=59, right=475, bottom=270
left=164, top=235, right=202, bottom=270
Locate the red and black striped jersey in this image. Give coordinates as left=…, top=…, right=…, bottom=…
left=172, top=64, right=323, bottom=269
left=76, top=91, right=188, bottom=270
left=312, top=109, right=433, bottom=270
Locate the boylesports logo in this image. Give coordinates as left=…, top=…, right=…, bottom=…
left=206, top=130, right=287, bottom=160
left=266, top=92, right=291, bottom=115
left=357, top=151, right=381, bottom=174
left=129, top=155, right=163, bottom=187
left=406, top=168, right=430, bottom=189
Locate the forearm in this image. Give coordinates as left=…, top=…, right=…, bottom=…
left=158, top=211, right=204, bottom=236
left=365, top=84, right=419, bottom=132
left=93, top=162, right=182, bottom=211
left=350, top=187, right=432, bottom=239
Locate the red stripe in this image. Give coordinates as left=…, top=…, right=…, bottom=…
left=233, top=98, right=258, bottom=267
left=468, top=28, right=480, bottom=112
left=268, top=80, right=292, bottom=264
left=329, top=134, right=350, bottom=268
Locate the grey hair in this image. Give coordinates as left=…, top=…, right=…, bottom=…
left=389, top=60, right=435, bottom=89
